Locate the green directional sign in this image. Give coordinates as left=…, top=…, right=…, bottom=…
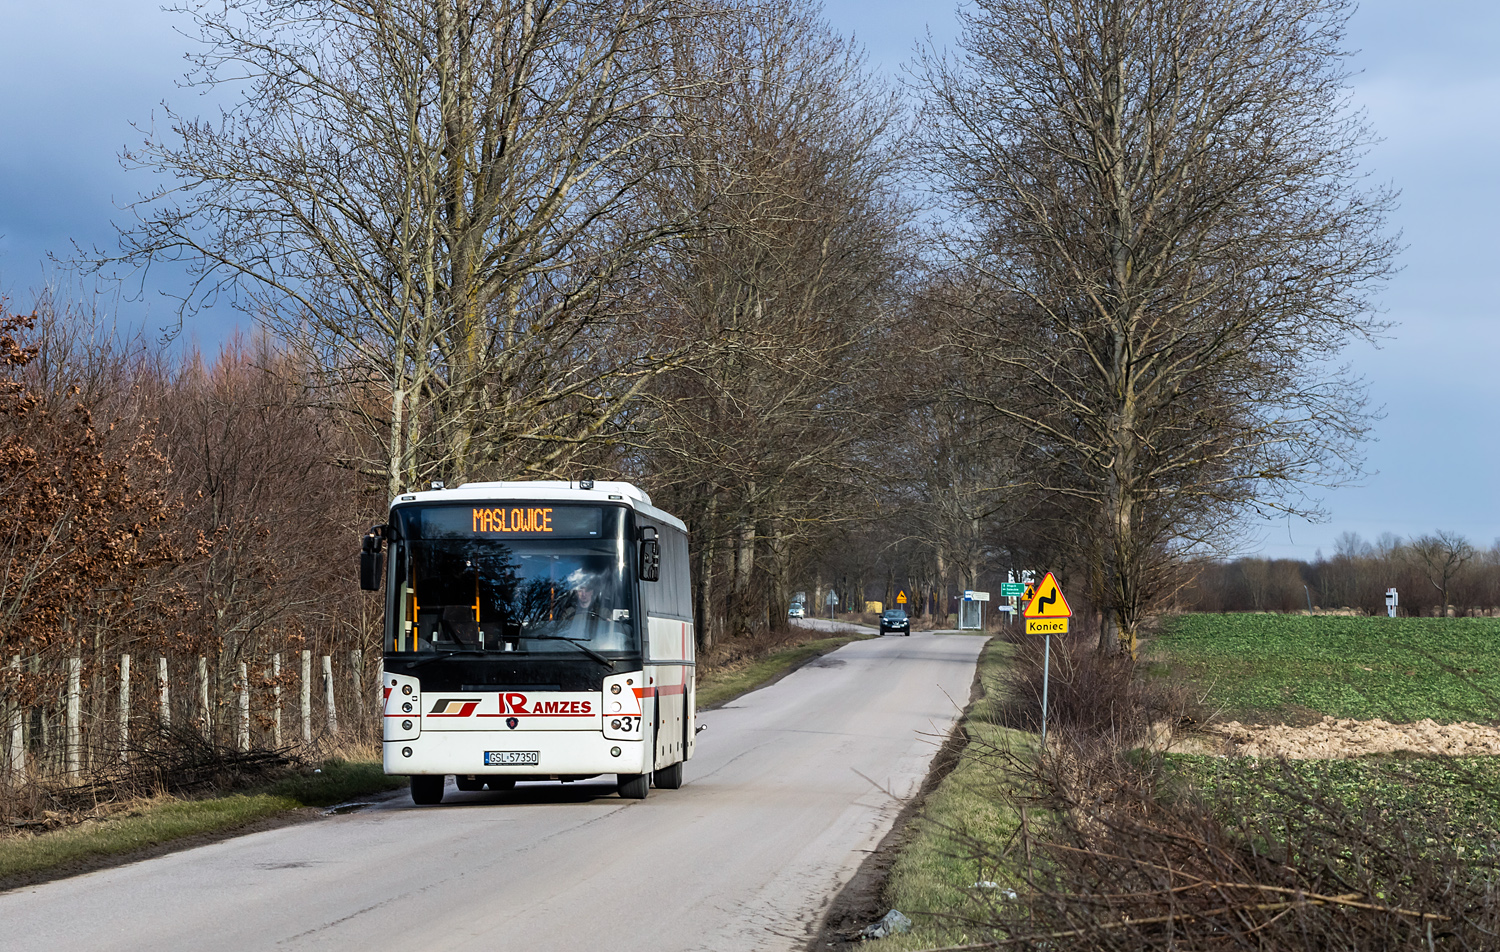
left=1000, top=583, right=1026, bottom=597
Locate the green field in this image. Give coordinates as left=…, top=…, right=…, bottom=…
left=1155, top=614, right=1500, bottom=724
left=1170, top=751, right=1500, bottom=849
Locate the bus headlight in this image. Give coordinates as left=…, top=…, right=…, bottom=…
left=402, top=720, right=413, bottom=730
left=611, top=719, right=621, bottom=730
left=611, top=684, right=621, bottom=694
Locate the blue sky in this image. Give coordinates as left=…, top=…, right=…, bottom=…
left=1, top=0, right=1496, bottom=560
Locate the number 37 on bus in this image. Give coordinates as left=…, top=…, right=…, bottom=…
left=358, top=480, right=696, bottom=805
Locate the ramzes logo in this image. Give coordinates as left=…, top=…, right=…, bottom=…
left=426, top=694, right=595, bottom=716
left=497, top=693, right=592, bottom=715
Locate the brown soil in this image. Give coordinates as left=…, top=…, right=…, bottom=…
left=1205, top=717, right=1500, bottom=759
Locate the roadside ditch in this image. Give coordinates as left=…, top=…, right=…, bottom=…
left=809, top=634, right=1001, bottom=951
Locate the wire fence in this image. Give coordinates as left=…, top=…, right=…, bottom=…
left=1, top=647, right=380, bottom=788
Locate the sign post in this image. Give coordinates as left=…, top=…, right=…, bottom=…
left=1022, top=572, right=1072, bottom=745
left=1000, top=582, right=1025, bottom=627
left=1385, top=588, right=1398, bottom=619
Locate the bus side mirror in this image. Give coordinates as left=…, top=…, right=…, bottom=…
left=360, top=527, right=386, bottom=591
left=639, top=527, right=660, bottom=582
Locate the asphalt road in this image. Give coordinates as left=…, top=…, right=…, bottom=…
left=0, top=633, right=985, bottom=952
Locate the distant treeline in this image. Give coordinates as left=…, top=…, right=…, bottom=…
left=1180, top=532, right=1500, bottom=617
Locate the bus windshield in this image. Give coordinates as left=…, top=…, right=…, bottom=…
left=386, top=504, right=635, bottom=656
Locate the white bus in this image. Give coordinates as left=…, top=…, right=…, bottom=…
left=360, top=480, right=695, bottom=803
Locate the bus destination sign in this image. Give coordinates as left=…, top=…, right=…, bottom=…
left=473, top=506, right=553, bottom=534
left=414, top=505, right=603, bottom=539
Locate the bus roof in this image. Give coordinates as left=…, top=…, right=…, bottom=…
left=388, top=480, right=687, bottom=533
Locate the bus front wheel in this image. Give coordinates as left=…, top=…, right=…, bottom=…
left=652, top=761, right=683, bottom=790
left=410, top=775, right=445, bottom=805
left=617, top=773, right=650, bottom=799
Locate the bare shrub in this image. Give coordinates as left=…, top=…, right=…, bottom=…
left=0, top=728, right=297, bottom=828
left=940, top=733, right=1500, bottom=950
left=994, top=623, right=1190, bottom=745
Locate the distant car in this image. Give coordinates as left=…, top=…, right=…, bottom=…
left=788, top=604, right=806, bottom=618
left=879, top=609, right=910, bottom=636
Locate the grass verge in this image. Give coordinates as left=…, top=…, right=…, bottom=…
left=0, top=759, right=403, bottom=886
left=697, top=630, right=876, bottom=709
left=856, top=637, right=1034, bottom=951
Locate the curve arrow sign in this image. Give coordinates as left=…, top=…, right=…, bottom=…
left=1022, top=572, right=1072, bottom=619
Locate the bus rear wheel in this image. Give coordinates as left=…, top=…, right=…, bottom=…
left=652, top=761, right=683, bottom=790
left=410, top=775, right=445, bottom=805
left=617, top=773, right=650, bottom=799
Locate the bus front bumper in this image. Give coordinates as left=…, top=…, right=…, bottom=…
left=384, top=731, right=648, bottom=778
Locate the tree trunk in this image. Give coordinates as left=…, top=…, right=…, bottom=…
left=730, top=485, right=757, bottom=640
left=692, top=493, right=718, bottom=653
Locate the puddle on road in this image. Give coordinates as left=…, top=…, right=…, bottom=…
left=323, top=801, right=377, bottom=816
left=807, top=657, right=847, bottom=668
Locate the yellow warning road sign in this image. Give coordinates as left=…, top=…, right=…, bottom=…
left=1022, top=572, right=1072, bottom=619
left=896, top=590, right=908, bottom=604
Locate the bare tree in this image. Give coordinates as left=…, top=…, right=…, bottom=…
left=917, top=0, right=1397, bottom=654
left=0, top=306, right=179, bottom=753
left=625, top=0, right=909, bottom=646
left=1405, top=531, right=1475, bottom=618
left=107, top=0, right=722, bottom=497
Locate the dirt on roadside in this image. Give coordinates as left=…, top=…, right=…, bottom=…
left=1204, top=717, right=1500, bottom=759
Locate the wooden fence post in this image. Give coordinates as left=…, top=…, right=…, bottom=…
left=300, top=650, right=312, bottom=743
left=158, top=655, right=170, bottom=732
left=197, top=656, right=211, bottom=740
left=119, top=653, right=131, bottom=764
left=322, top=655, right=338, bottom=734
left=66, top=657, right=82, bottom=777
left=351, top=649, right=365, bottom=724
left=272, top=653, right=282, bottom=748
left=7, top=655, right=22, bottom=782
left=237, top=662, right=250, bottom=752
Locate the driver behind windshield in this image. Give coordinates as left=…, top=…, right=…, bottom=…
left=561, top=570, right=629, bottom=651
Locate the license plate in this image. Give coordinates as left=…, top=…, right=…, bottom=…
left=484, top=750, right=539, bottom=766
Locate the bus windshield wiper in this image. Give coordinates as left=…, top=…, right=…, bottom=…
left=527, top=635, right=613, bottom=667
left=396, top=641, right=612, bottom=668
left=403, top=648, right=488, bottom=669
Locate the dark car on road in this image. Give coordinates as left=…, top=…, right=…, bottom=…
left=879, top=609, right=910, bottom=636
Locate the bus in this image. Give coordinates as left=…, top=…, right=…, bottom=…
left=359, top=480, right=695, bottom=804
